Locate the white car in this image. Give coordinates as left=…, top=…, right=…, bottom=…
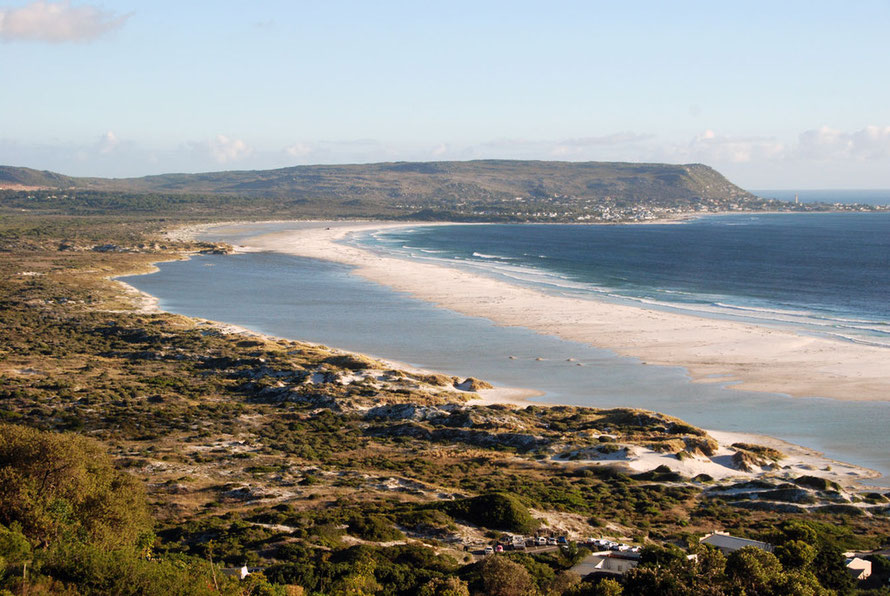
left=483, top=546, right=494, bottom=555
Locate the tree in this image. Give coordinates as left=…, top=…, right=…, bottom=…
left=772, top=570, right=830, bottom=596
left=775, top=540, right=817, bottom=571
left=591, top=578, right=623, bottom=596
left=547, top=570, right=581, bottom=595
left=444, top=493, right=540, bottom=534
left=418, top=576, right=470, bottom=596
left=623, top=565, right=687, bottom=596
left=725, top=547, right=784, bottom=595
left=331, top=556, right=381, bottom=596
left=0, top=523, right=31, bottom=567
left=812, top=543, right=854, bottom=593
left=779, top=521, right=818, bottom=545
left=0, top=423, right=152, bottom=550
left=478, top=556, right=536, bottom=596
left=639, top=544, right=687, bottom=568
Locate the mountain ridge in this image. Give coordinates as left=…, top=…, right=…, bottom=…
left=2, top=159, right=811, bottom=222
left=0, top=159, right=753, bottom=202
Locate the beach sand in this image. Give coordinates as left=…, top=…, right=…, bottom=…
left=235, top=221, right=890, bottom=403
left=125, top=220, right=886, bottom=486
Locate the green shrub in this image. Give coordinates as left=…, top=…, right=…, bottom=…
left=348, top=514, right=404, bottom=542
left=0, top=422, right=152, bottom=549
left=443, top=493, right=539, bottom=534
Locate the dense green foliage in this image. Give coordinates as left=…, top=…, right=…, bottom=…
left=444, top=493, right=540, bottom=535
left=0, top=422, right=152, bottom=549
left=0, top=425, right=253, bottom=594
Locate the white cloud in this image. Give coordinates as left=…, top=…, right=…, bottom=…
left=682, top=130, right=786, bottom=164
left=284, top=142, right=312, bottom=158
left=430, top=143, right=449, bottom=157
left=796, top=125, right=890, bottom=160
left=97, top=130, right=118, bottom=154
left=208, top=134, right=251, bottom=163
left=0, top=1, right=129, bottom=43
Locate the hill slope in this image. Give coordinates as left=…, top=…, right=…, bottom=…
left=1, top=160, right=750, bottom=201
left=0, top=160, right=778, bottom=222
left=0, top=165, right=77, bottom=189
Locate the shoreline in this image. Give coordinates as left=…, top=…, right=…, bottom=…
left=114, top=251, right=882, bottom=488
left=226, top=220, right=890, bottom=403
left=127, top=218, right=888, bottom=487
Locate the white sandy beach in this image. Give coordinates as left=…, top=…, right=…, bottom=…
left=120, top=222, right=886, bottom=486
left=230, top=221, right=890, bottom=403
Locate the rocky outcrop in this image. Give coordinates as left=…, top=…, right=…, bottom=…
left=246, top=384, right=339, bottom=410
left=364, top=403, right=457, bottom=423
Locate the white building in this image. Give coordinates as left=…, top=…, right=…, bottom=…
left=571, top=551, right=641, bottom=577
left=700, top=531, right=774, bottom=554
left=845, top=557, right=872, bottom=581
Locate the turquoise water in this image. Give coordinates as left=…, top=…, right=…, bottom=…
left=122, top=220, right=890, bottom=483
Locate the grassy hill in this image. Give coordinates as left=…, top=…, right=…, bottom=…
left=2, top=159, right=752, bottom=202
left=1, top=159, right=780, bottom=222
left=0, top=165, right=77, bottom=189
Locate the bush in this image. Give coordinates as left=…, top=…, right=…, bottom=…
left=443, top=493, right=539, bottom=534
left=348, top=514, right=404, bottom=542
left=0, top=422, right=152, bottom=549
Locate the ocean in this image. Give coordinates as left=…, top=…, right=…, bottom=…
left=122, top=213, right=890, bottom=482
left=357, top=213, right=890, bottom=349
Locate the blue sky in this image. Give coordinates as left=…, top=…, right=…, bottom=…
left=1, top=1, right=889, bottom=188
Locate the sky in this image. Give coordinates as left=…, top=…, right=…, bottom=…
left=1, top=1, right=889, bottom=189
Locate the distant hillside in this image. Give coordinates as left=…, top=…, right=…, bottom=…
left=0, top=160, right=808, bottom=222
left=0, top=165, right=76, bottom=189
left=34, top=160, right=754, bottom=202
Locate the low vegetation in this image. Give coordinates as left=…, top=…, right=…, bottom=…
left=1, top=205, right=889, bottom=594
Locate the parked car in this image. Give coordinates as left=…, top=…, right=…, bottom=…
left=495, top=544, right=504, bottom=553
left=483, top=546, right=494, bottom=555
left=537, top=536, right=548, bottom=546
left=557, top=536, right=568, bottom=545
left=547, top=537, right=558, bottom=546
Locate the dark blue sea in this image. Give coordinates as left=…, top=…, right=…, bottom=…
left=122, top=214, right=890, bottom=482
left=358, top=213, right=890, bottom=349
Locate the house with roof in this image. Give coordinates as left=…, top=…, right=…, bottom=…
left=571, top=551, right=641, bottom=577
left=845, top=557, right=872, bottom=581
left=700, top=531, right=774, bottom=554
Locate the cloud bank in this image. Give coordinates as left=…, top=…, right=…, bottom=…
left=208, top=135, right=252, bottom=164
left=3, top=125, right=890, bottom=187
left=0, top=1, right=129, bottom=42
left=797, top=125, right=890, bottom=161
